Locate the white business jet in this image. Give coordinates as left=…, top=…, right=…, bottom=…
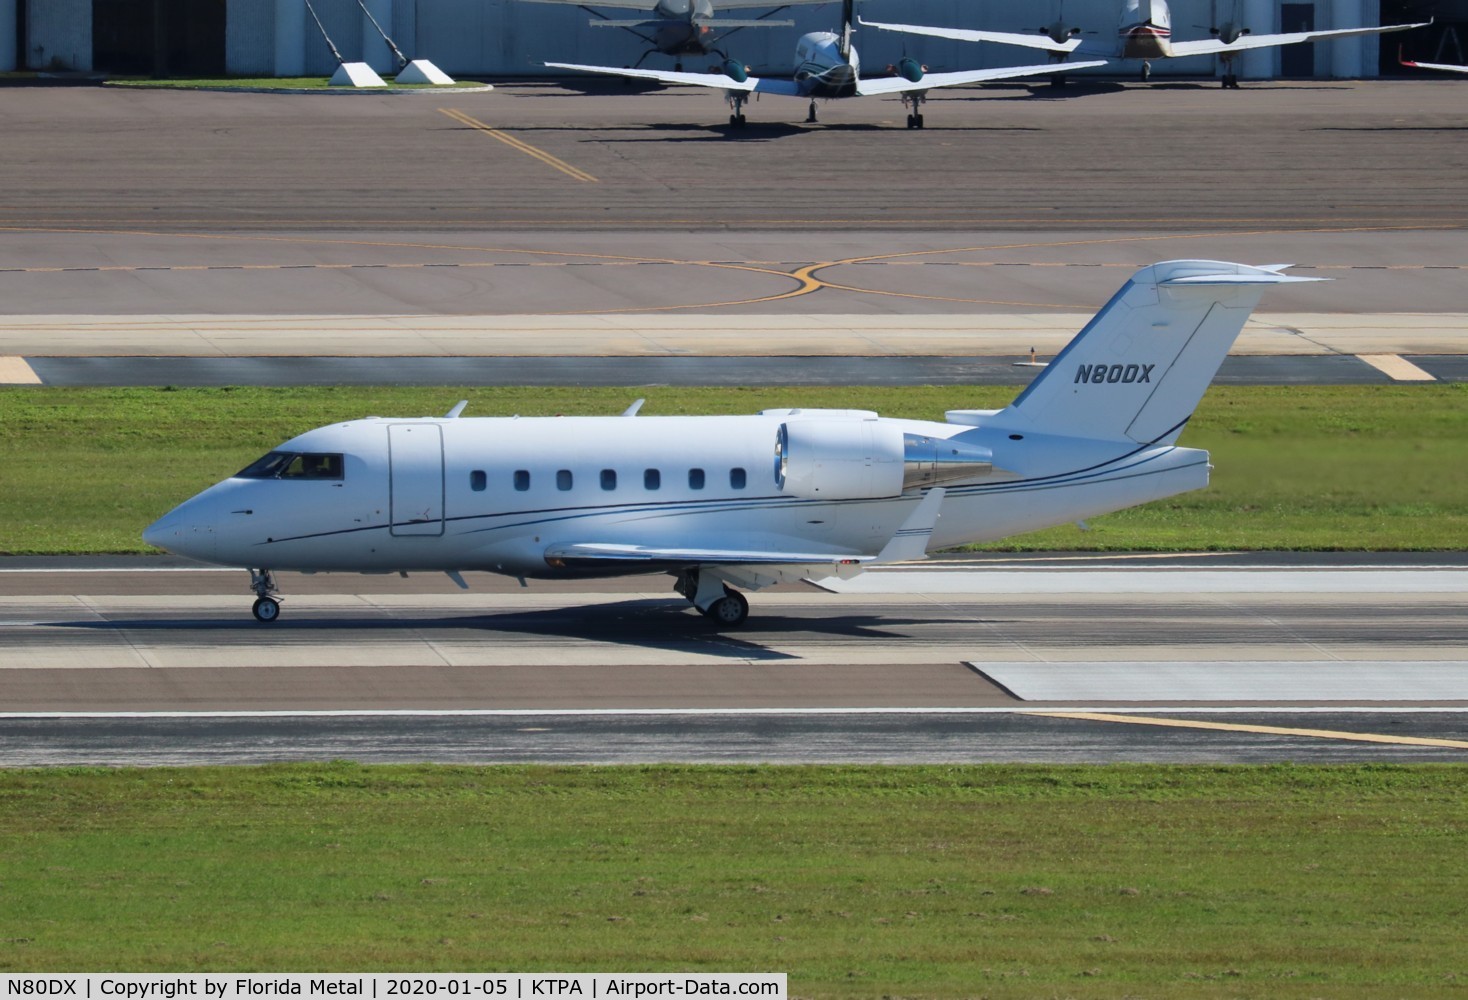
left=863, top=0, right=1428, bottom=88
left=145, top=260, right=1319, bottom=627
left=546, top=0, right=1107, bottom=127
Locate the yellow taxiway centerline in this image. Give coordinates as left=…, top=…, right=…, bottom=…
left=1030, top=712, right=1468, bottom=750
left=439, top=108, right=598, bottom=183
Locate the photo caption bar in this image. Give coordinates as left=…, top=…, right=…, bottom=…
left=0, top=976, right=786, bottom=1000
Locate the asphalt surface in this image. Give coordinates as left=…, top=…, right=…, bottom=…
left=2, top=81, right=1467, bottom=231
left=4, top=712, right=1468, bottom=767
left=20, top=353, right=1451, bottom=386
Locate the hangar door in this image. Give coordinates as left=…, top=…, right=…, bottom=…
left=93, top=0, right=225, bottom=76
left=389, top=424, right=446, bottom=537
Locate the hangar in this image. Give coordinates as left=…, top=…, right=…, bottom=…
left=0, top=0, right=1459, bottom=79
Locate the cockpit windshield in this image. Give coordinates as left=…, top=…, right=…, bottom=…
left=235, top=452, right=344, bottom=480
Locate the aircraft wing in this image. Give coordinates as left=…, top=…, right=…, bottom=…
left=1168, top=20, right=1429, bottom=58
left=546, top=61, right=760, bottom=91
left=588, top=17, right=793, bottom=27
left=543, top=541, right=871, bottom=569
left=1402, top=57, right=1468, bottom=73
left=859, top=17, right=1083, bottom=55
left=854, top=59, right=1108, bottom=96
left=518, top=0, right=653, bottom=7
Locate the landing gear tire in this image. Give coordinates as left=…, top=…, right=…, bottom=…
left=252, top=597, right=281, bottom=623
left=806, top=99, right=818, bottom=123
left=906, top=113, right=924, bottom=129
left=703, top=590, right=749, bottom=627
left=729, top=112, right=746, bottom=127
left=1140, top=62, right=1151, bottom=82
left=1223, top=73, right=1240, bottom=89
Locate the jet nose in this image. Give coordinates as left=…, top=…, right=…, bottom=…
left=142, top=505, right=218, bottom=562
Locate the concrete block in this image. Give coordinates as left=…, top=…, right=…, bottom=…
left=394, top=59, right=457, bottom=85
left=329, top=61, right=387, bottom=87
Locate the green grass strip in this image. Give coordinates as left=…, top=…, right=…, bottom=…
left=1, top=384, right=1465, bottom=554
left=1, top=763, right=1466, bottom=997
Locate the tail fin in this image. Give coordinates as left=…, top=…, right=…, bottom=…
left=989, top=261, right=1322, bottom=445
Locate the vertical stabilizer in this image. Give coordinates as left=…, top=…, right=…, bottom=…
left=989, top=261, right=1321, bottom=445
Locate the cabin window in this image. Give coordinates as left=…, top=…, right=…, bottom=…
left=730, top=467, right=747, bottom=490
left=470, top=470, right=487, bottom=492
left=236, top=451, right=344, bottom=481
left=557, top=469, right=573, bottom=491
left=600, top=469, right=617, bottom=491
left=513, top=470, right=530, bottom=492
left=688, top=468, right=705, bottom=490
left=644, top=469, right=660, bottom=491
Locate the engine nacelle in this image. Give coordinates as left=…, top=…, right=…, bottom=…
left=892, top=57, right=925, bottom=82
left=723, top=58, right=750, bottom=83
left=776, top=419, right=905, bottom=500
left=776, top=421, right=1002, bottom=501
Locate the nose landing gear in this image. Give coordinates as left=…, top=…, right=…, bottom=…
left=249, top=568, right=281, bottom=623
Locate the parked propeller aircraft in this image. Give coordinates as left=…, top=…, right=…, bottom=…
left=518, top=0, right=828, bottom=70
left=144, top=260, right=1319, bottom=628
left=545, top=0, right=1107, bottom=126
left=863, top=0, right=1428, bottom=88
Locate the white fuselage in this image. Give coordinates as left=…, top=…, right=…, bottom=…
left=792, top=32, right=860, bottom=97
left=1116, top=0, right=1174, bottom=59
left=145, top=410, right=1208, bottom=580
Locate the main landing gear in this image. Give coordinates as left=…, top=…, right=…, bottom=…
left=674, top=568, right=750, bottom=627
left=1220, top=61, right=1241, bottom=88
left=249, top=568, right=281, bottom=623
left=1140, top=60, right=1152, bottom=82
left=806, top=98, right=819, bottom=123
left=727, top=92, right=748, bottom=128
left=901, top=90, right=927, bottom=129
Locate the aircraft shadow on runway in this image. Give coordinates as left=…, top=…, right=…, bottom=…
left=44, top=600, right=933, bottom=662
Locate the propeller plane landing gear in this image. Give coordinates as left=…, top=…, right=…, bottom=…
left=901, top=91, right=927, bottom=129
left=806, top=98, right=819, bottom=123
left=248, top=568, right=281, bottom=623
left=726, top=93, right=748, bottom=129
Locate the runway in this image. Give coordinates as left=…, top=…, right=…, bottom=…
left=2, top=556, right=1464, bottom=764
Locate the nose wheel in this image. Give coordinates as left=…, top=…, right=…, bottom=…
left=248, top=568, right=281, bottom=623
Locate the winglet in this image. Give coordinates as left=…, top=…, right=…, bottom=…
left=622, top=398, right=645, bottom=417
left=875, top=488, right=946, bottom=564
left=445, top=400, right=469, bottom=419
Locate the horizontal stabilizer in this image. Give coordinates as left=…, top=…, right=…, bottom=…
left=986, top=261, right=1323, bottom=447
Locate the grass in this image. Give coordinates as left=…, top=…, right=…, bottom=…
left=1, top=763, right=1466, bottom=996
left=1, top=384, right=1465, bottom=554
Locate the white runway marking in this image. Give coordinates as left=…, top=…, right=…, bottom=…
left=6, top=706, right=1468, bottom=719
left=0, top=356, right=40, bottom=384
left=971, top=661, right=1468, bottom=702
left=1357, top=353, right=1436, bottom=381
left=824, top=569, right=1468, bottom=594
